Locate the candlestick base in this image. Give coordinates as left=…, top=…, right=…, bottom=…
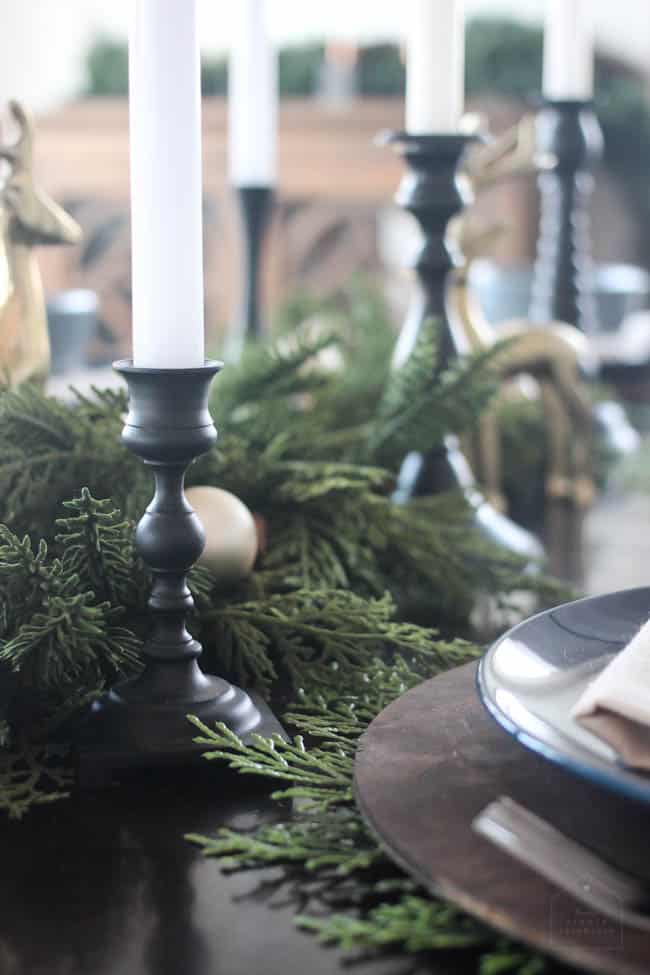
left=74, top=676, right=285, bottom=788
left=71, top=359, right=287, bottom=787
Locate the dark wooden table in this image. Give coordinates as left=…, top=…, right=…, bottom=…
left=0, top=761, right=479, bottom=975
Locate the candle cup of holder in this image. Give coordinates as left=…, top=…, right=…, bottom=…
left=383, top=131, right=544, bottom=565
left=74, top=359, right=285, bottom=786
left=227, top=185, right=275, bottom=362
left=528, top=98, right=603, bottom=333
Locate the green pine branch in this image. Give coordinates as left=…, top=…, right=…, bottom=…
left=187, top=809, right=381, bottom=875
left=0, top=594, right=141, bottom=693
left=297, top=896, right=487, bottom=952
left=55, top=488, right=141, bottom=608
left=0, top=523, right=141, bottom=720
left=187, top=719, right=353, bottom=808
left=204, top=590, right=468, bottom=694
left=363, top=318, right=501, bottom=470
left=0, top=746, right=73, bottom=819
left=210, top=330, right=335, bottom=432
left=0, top=528, right=53, bottom=637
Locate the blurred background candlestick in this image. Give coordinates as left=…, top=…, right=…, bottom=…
left=528, top=99, right=603, bottom=334
left=529, top=0, right=600, bottom=333
left=228, top=0, right=277, bottom=357
left=230, top=185, right=274, bottom=354
left=386, top=131, right=543, bottom=568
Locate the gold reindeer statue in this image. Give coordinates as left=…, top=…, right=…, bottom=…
left=0, top=100, right=82, bottom=387
left=445, top=115, right=597, bottom=516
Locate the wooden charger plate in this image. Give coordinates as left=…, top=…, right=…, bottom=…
left=354, top=661, right=650, bottom=975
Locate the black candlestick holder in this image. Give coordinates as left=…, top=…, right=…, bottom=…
left=228, top=185, right=274, bottom=360
left=74, top=360, right=285, bottom=785
left=528, top=99, right=603, bottom=333
left=385, top=131, right=543, bottom=564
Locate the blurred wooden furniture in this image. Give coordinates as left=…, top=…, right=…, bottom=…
left=33, top=97, right=536, bottom=358
left=32, top=96, right=634, bottom=366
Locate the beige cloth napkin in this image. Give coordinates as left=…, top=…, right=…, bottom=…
left=572, top=618, right=650, bottom=769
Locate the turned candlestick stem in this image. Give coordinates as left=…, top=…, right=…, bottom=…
left=387, top=131, right=477, bottom=369
left=528, top=99, right=603, bottom=333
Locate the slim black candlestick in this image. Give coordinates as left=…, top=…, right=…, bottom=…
left=75, top=360, right=284, bottom=785
left=388, top=132, right=477, bottom=368
left=229, top=185, right=274, bottom=360
left=385, top=131, right=543, bottom=563
left=528, top=99, right=603, bottom=333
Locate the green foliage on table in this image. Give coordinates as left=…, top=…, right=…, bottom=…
left=186, top=657, right=545, bottom=974
left=0, top=292, right=561, bottom=972
left=0, top=296, right=551, bottom=734
left=0, top=307, right=551, bottom=746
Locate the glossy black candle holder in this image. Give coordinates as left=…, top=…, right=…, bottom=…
left=385, top=132, right=477, bottom=368
left=228, top=185, right=274, bottom=361
left=384, top=131, right=543, bottom=564
left=75, top=360, right=285, bottom=785
left=528, top=99, right=603, bottom=333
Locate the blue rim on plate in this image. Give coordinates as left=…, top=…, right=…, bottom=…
left=477, top=586, right=650, bottom=804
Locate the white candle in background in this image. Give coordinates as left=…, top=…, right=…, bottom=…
left=128, top=0, right=205, bottom=368
left=405, top=0, right=464, bottom=133
left=229, top=0, right=278, bottom=186
left=543, top=0, right=594, bottom=100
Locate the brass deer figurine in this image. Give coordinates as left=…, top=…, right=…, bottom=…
left=0, top=100, right=82, bottom=386
left=445, top=116, right=596, bottom=513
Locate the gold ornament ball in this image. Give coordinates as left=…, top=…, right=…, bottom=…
left=185, top=486, right=258, bottom=584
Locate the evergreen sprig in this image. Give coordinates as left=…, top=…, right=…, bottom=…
left=0, top=596, right=140, bottom=693
left=0, top=519, right=141, bottom=726
left=188, top=720, right=353, bottom=808
left=55, top=487, right=141, bottom=607
left=297, top=897, right=487, bottom=952
left=0, top=383, right=143, bottom=538
left=0, top=528, right=53, bottom=637
left=365, top=319, right=500, bottom=470
left=204, top=590, right=463, bottom=692
left=188, top=810, right=383, bottom=874
left=0, top=746, right=73, bottom=819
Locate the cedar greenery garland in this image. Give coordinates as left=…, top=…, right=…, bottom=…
left=0, top=295, right=555, bottom=972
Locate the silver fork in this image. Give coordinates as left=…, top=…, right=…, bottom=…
left=473, top=796, right=650, bottom=930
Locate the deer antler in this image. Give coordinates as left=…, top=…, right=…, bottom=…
left=447, top=211, right=506, bottom=270
left=463, top=115, right=554, bottom=191
left=0, top=100, right=33, bottom=170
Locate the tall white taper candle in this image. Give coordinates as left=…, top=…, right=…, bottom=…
left=129, top=0, right=205, bottom=368
left=405, top=0, right=464, bottom=134
left=229, top=0, right=278, bottom=186
left=543, top=0, right=594, bottom=100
